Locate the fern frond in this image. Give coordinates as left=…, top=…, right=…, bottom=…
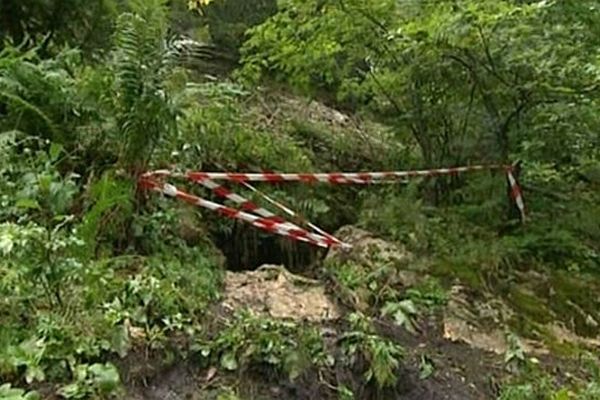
left=111, top=0, right=175, bottom=174
left=0, top=90, right=57, bottom=136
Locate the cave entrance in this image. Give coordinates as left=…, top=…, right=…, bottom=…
left=212, top=225, right=327, bottom=273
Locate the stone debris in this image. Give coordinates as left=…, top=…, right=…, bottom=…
left=221, top=265, right=340, bottom=322
left=443, top=285, right=550, bottom=355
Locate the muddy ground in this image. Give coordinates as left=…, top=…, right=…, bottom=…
left=125, top=319, right=501, bottom=400
left=122, top=274, right=591, bottom=399
left=123, top=227, right=599, bottom=400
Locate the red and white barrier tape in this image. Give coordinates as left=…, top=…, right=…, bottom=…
left=195, top=177, right=347, bottom=247
left=239, top=181, right=344, bottom=245
left=507, top=170, right=526, bottom=218
left=140, top=164, right=526, bottom=248
left=145, top=164, right=508, bottom=184
left=140, top=178, right=343, bottom=248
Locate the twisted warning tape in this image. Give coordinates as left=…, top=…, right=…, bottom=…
left=140, top=163, right=526, bottom=248
left=195, top=177, right=346, bottom=247
left=139, top=177, right=344, bottom=248
left=238, top=181, right=344, bottom=246
left=507, top=169, right=526, bottom=218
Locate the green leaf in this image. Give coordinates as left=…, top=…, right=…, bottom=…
left=24, top=391, right=41, bottom=400
left=419, top=356, right=434, bottom=380
left=220, top=352, right=238, bottom=371
left=49, top=143, right=63, bottom=162
left=57, top=383, right=83, bottom=399
left=15, top=198, right=40, bottom=210
left=337, top=385, right=355, bottom=400
left=89, top=363, right=121, bottom=393
left=0, top=384, right=41, bottom=400
left=551, top=388, right=571, bottom=400
left=25, top=365, right=45, bottom=384
left=37, top=174, right=53, bottom=193
left=392, top=310, right=410, bottom=328
left=110, top=324, right=131, bottom=358
left=398, top=299, right=418, bottom=315
left=0, top=384, right=25, bottom=397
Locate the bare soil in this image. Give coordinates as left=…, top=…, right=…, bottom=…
left=124, top=314, right=503, bottom=400
left=124, top=261, right=598, bottom=400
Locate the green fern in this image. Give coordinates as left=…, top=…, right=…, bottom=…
left=112, top=0, right=176, bottom=175
left=0, top=45, right=78, bottom=144
left=0, top=91, right=57, bottom=136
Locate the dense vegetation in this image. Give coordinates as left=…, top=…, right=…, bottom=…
left=0, top=0, right=599, bottom=399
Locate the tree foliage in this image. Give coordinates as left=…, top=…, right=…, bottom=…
left=0, top=0, right=119, bottom=55
left=241, top=0, right=600, bottom=168
left=189, top=0, right=278, bottom=53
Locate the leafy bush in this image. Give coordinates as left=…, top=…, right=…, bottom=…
left=359, top=185, right=429, bottom=251
left=190, top=0, right=277, bottom=52
left=58, top=363, right=121, bottom=399
left=0, top=46, right=84, bottom=145
left=195, top=312, right=332, bottom=380
left=0, top=384, right=39, bottom=400
left=0, top=0, right=118, bottom=55
left=341, top=313, right=404, bottom=388
left=0, top=132, right=222, bottom=387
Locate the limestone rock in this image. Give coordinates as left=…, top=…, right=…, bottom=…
left=221, top=265, right=340, bottom=322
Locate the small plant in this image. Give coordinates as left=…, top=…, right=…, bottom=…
left=580, top=382, right=600, bottom=400
left=0, top=384, right=40, bottom=400
left=381, top=299, right=419, bottom=334
left=406, top=278, right=448, bottom=309
left=216, top=387, right=242, bottom=400
left=504, top=332, right=526, bottom=372
left=337, top=385, right=355, bottom=400
left=58, top=363, right=122, bottom=399
left=418, top=355, right=435, bottom=380
left=0, top=337, right=46, bottom=384
left=498, top=383, right=536, bottom=400
left=340, top=313, right=404, bottom=388
left=195, top=312, right=333, bottom=381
